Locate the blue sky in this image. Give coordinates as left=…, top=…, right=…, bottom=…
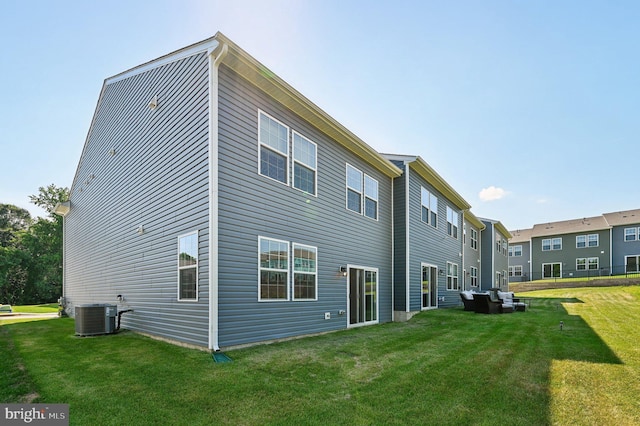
left=1, top=0, right=638, bottom=230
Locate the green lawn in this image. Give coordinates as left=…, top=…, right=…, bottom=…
left=1, top=287, right=639, bottom=425
left=12, top=303, right=59, bottom=313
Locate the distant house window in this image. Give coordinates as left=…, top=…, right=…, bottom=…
left=502, top=239, right=508, bottom=256
left=509, top=265, right=523, bottom=277
left=446, top=262, right=459, bottom=291
left=470, top=266, right=478, bottom=287
left=178, top=232, right=198, bottom=301
left=588, top=257, right=599, bottom=270
left=259, top=111, right=289, bottom=184
left=446, top=207, right=458, bottom=238
left=542, top=238, right=562, bottom=251
left=509, top=245, right=522, bottom=257
left=259, top=237, right=289, bottom=301
left=364, top=175, right=379, bottom=220
left=421, top=187, right=438, bottom=227
left=293, top=244, right=317, bottom=300
left=346, top=164, right=363, bottom=214
left=576, top=258, right=586, bottom=270
left=292, top=131, right=317, bottom=195
left=624, top=228, right=638, bottom=242
left=543, top=262, right=561, bottom=278
left=470, top=228, right=478, bottom=250
left=577, top=234, right=598, bottom=248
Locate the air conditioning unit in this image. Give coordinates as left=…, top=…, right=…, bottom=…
left=75, top=304, right=118, bottom=336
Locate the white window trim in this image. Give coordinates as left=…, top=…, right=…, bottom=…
left=447, top=206, right=459, bottom=239
left=364, top=173, right=379, bottom=221
left=258, top=236, right=290, bottom=302
left=470, top=266, right=478, bottom=287
left=470, top=228, right=478, bottom=251
left=292, top=130, right=318, bottom=197
left=446, top=261, right=459, bottom=291
left=292, top=243, right=318, bottom=301
left=258, top=110, right=290, bottom=186
left=421, top=187, right=438, bottom=227
left=542, top=262, right=562, bottom=278
left=345, top=163, right=363, bottom=215
left=346, top=264, right=380, bottom=328
left=624, top=227, right=638, bottom=242
left=177, top=231, right=199, bottom=302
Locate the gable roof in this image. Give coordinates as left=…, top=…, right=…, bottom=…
left=381, top=154, right=471, bottom=211
left=509, top=228, right=533, bottom=243
left=602, top=208, right=640, bottom=227
left=531, top=215, right=610, bottom=238
left=464, top=210, right=486, bottom=231
left=478, top=217, right=513, bottom=239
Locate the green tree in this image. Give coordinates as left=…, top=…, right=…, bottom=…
left=0, top=204, right=31, bottom=247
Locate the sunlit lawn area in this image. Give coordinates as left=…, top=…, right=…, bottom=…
left=1, top=287, right=639, bottom=425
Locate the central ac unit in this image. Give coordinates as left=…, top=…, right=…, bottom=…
left=75, top=304, right=118, bottom=336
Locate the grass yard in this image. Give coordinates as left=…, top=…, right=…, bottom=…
left=1, top=286, right=639, bottom=425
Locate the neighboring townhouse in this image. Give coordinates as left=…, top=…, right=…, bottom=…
left=602, top=208, right=640, bottom=275
left=529, top=216, right=611, bottom=280
left=463, top=211, right=485, bottom=291
left=56, top=33, right=404, bottom=350
left=508, top=228, right=532, bottom=282
left=383, top=154, right=471, bottom=320
left=479, top=218, right=511, bottom=291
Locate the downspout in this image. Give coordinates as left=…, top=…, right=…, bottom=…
left=390, top=174, right=394, bottom=320
left=461, top=210, right=466, bottom=291
left=405, top=163, right=411, bottom=314
left=208, top=42, right=228, bottom=352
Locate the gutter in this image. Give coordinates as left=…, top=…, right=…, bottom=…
left=208, top=41, right=228, bottom=352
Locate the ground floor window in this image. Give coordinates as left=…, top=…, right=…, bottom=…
left=543, top=262, right=561, bottom=278
left=259, top=237, right=289, bottom=301
left=178, top=231, right=199, bottom=301
left=446, top=262, right=459, bottom=290
left=509, top=265, right=523, bottom=277
left=577, top=257, right=599, bottom=270
left=470, top=266, right=478, bottom=287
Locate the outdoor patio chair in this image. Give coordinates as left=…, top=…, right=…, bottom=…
left=459, top=291, right=476, bottom=311
left=472, top=293, right=501, bottom=314
left=498, top=291, right=526, bottom=312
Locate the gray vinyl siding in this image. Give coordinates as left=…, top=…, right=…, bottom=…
left=508, top=241, right=530, bottom=282
left=612, top=224, right=640, bottom=274
left=64, top=52, right=211, bottom=347
left=390, top=162, right=407, bottom=311
left=463, top=221, right=481, bottom=289
left=216, top=65, right=394, bottom=347
left=406, top=168, right=463, bottom=310
left=532, top=229, right=611, bottom=279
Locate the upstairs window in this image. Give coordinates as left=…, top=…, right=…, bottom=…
left=447, top=207, right=458, bottom=238
left=625, top=227, right=638, bottom=241
left=259, top=112, right=289, bottom=184
left=577, top=234, right=599, bottom=248
left=421, top=187, right=438, bottom=227
left=178, top=232, right=198, bottom=301
left=292, top=131, right=317, bottom=195
left=509, top=245, right=522, bottom=257
left=542, top=238, right=562, bottom=251
left=364, top=175, right=379, bottom=220
left=470, top=228, right=478, bottom=250
left=346, top=164, right=363, bottom=214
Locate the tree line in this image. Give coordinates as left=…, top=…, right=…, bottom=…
left=0, top=184, right=68, bottom=305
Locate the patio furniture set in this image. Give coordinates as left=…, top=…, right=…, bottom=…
left=459, top=289, right=526, bottom=314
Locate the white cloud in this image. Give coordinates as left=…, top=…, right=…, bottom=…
left=479, top=186, right=508, bottom=202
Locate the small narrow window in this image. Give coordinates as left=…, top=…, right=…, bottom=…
left=293, top=244, right=317, bottom=300
left=292, top=131, right=317, bottom=195
left=447, top=207, right=458, bottom=238
left=364, top=175, right=378, bottom=220
left=178, top=232, right=198, bottom=301
left=346, top=164, right=363, bottom=214
left=259, top=237, right=289, bottom=301
left=470, top=229, right=478, bottom=250
left=259, top=111, right=289, bottom=184
left=446, top=262, right=459, bottom=291
left=421, top=187, right=437, bottom=227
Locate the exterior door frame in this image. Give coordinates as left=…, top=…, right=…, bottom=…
left=347, top=265, right=379, bottom=328
left=421, top=263, right=438, bottom=310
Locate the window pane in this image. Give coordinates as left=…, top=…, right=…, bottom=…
left=576, top=235, right=586, bottom=248
left=179, top=268, right=197, bottom=299
left=293, top=163, right=315, bottom=194
left=260, top=271, right=287, bottom=299
left=260, top=113, right=287, bottom=154
left=179, top=234, right=198, bottom=267
left=364, top=175, right=378, bottom=200
left=421, top=206, right=429, bottom=223
left=294, top=273, right=316, bottom=299
left=588, top=234, right=598, bottom=247
left=293, top=133, right=316, bottom=169
left=294, top=246, right=316, bottom=273
left=347, top=165, right=362, bottom=191
left=347, top=189, right=362, bottom=213
left=260, top=146, right=287, bottom=183
left=365, top=198, right=377, bottom=219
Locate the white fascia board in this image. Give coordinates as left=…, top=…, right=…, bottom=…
left=106, top=39, right=220, bottom=85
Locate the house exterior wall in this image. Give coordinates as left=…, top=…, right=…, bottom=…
left=508, top=241, right=530, bottom=282
left=462, top=219, right=481, bottom=291
left=390, top=162, right=407, bottom=313
left=480, top=221, right=509, bottom=290
left=63, top=51, right=212, bottom=347
left=611, top=224, right=640, bottom=274
left=531, top=229, right=611, bottom=280
left=216, top=64, right=395, bottom=347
